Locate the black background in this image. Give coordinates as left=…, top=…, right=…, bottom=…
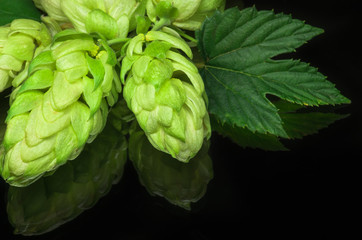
left=1, top=0, right=360, bottom=239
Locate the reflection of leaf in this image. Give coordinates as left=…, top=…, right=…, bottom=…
left=280, top=112, right=348, bottom=140
left=6, top=124, right=128, bottom=236
left=129, top=130, right=213, bottom=210
left=211, top=100, right=348, bottom=151
left=0, top=0, right=42, bottom=25
left=211, top=115, right=287, bottom=151
left=274, top=100, right=349, bottom=139
left=196, top=7, right=350, bottom=137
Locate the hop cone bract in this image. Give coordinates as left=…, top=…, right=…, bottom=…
left=146, top=0, right=225, bottom=30
left=122, top=30, right=211, bottom=162
left=33, top=0, right=70, bottom=25
left=60, top=0, right=146, bottom=39
left=0, top=32, right=122, bottom=187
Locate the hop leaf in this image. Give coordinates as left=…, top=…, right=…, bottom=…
left=0, top=0, right=42, bottom=25
left=196, top=7, right=350, bottom=137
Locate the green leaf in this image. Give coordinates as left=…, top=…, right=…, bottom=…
left=0, top=0, right=41, bottom=25
left=196, top=7, right=350, bottom=137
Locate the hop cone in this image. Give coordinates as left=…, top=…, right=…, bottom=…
left=146, top=0, right=225, bottom=30
left=59, top=0, right=146, bottom=39
left=33, top=0, right=70, bottom=25
left=0, top=101, right=7, bottom=161
left=129, top=129, right=213, bottom=210
left=0, top=19, right=51, bottom=92
left=0, top=32, right=122, bottom=187
left=7, top=124, right=128, bottom=236
left=121, top=30, right=211, bottom=162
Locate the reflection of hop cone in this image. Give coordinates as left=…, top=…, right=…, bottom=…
left=122, top=30, right=211, bottom=162
left=0, top=19, right=51, bottom=92
left=129, top=129, right=213, bottom=210
left=7, top=124, right=128, bottom=236
left=1, top=33, right=121, bottom=187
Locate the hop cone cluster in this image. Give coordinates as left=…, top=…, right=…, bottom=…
left=121, top=30, right=211, bottom=162
left=7, top=123, right=128, bottom=236
left=33, top=0, right=146, bottom=39
left=0, top=19, right=51, bottom=92
left=1, top=33, right=121, bottom=187
left=0, top=0, right=221, bottom=188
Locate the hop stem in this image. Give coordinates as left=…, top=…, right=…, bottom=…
left=170, top=27, right=197, bottom=43
left=107, top=38, right=131, bottom=46
left=152, top=18, right=172, bottom=31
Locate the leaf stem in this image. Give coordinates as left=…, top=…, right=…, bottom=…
left=151, top=18, right=171, bottom=31
left=171, top=27, right=198, bottom=43
left=194, top=61, right=205, bottom=69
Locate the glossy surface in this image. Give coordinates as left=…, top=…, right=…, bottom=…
left=0, top=0, right=360, bottom=238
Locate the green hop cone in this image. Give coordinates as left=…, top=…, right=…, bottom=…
left=33, top=0, right=70, bottom=25
left=0, top=19, right=51, bottom=93
left=146, top=0, right=226, bottom=30
left=60, top=0, right=146, bottom=39
left=129, top=129, right=213, bottom=210
left=0, top=31, right=122, bottom=187
left=0, top=101, right=8, bottom=164
left=121, top=30, right=211, bottom=162
left=7, top=123, right=128, bottom=236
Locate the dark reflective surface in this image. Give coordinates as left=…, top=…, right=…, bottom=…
left=1, top=0, right=360, bottom=239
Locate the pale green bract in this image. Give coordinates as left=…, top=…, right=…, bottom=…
left=0, top=19, right=51, bottom=93
left=0, top=32, right=122, bottom=187
left=146, top=0, right=225, bottom=30
left=121, top=30, right=211, bottom=163
left=33, top=0, right=70, bottom=24
left=60, top=0, right=146, bottom=39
